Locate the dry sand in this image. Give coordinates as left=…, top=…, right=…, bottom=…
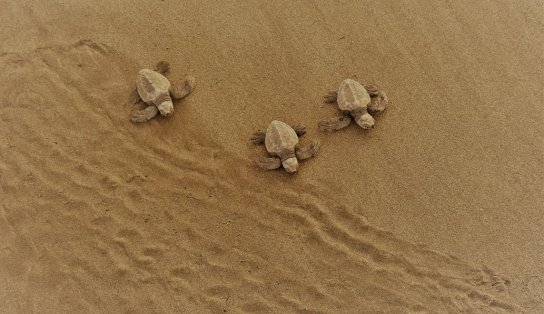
left=1, top=0, right=543, bottom=313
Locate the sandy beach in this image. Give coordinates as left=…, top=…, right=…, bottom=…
left=1, top=1, right=543, bottom=312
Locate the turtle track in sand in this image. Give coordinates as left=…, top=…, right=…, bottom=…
left=0, top=40, right=523, bottom=312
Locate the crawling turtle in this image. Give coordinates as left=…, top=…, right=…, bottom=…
left=251, top=120, right=320, bottom=173
left=319, top=79, right=388, bottom=131
left=129, top=61, right=195, bottom=123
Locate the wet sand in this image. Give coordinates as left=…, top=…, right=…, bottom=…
left=1, top=1, right=543, bottom=312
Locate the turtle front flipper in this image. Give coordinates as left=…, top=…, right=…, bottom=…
left=256, top=156, right=282, bottom=170
left=250, top=131, right=266, bottom=145
left=296, top=139, right=321, bottom=160
left=131, top=105, right=159, bottom=123
left=129, top=88, right=141, bottom=104
left=324, top=91, right=338, bottom=103
left=290, top=124, right=306, bottom=137
left=318, top=115, right=352, bottom=131
left=170, top=76, right=196, bottom=100
left=154, top=61, right=170, bottom=75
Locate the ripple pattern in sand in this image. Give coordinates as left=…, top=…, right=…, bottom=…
left=0, top=41, right=522, bottom=313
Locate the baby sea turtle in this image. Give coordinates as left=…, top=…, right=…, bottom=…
left=318, top=79, right=388, bottom=131
left=251, top=120, right=320, bottom=173
left=129, top=61, right=195, bottom=123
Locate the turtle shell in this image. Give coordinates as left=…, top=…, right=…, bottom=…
left=265, top=120, right=298, bottom=155
left=336, top=79, right=371, bottom=111
left=136, top=69, right=171, bottom=104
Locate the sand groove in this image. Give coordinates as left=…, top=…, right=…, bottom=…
left=0, top=40, right=523, bottom=313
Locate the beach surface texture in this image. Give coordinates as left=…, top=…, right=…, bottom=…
left=0, top=1, right=542, bottom=312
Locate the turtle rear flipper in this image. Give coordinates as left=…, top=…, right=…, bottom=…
left=154, top=61, right=170, bottom=75
left=318, top=116, right=352, bottom=131
left=364, top=85, right=380, bottom=97
left=250, top=131, right=266, bottom=145
left=131, top=105, right=159, bottom=123
left=290, top=124, right=306, bottom=137
left=324, top=91, right=337, bottom=103
left=256, top=157, right=282, bottom=170
left=171, top=76, right=196, bottom=100
left=129, top=88, right=141, bottom=104
left=296, top=139, right=321, bottom=160
left=368, top=91, right=388, bottom=114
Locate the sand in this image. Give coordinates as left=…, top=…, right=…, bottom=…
left=1, top=0, right=543, bottom=313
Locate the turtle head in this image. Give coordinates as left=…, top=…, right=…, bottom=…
left=282, top=157, right=299, bottom=174
left=355, top=112, right=375, bottom=129
left=157, top=100, right=174, bottom=116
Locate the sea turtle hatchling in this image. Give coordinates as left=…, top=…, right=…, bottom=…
left=319, top=79, right=388, bottom=131
left=251, top=120, right=320, bottom=173
left=129, top=61, right=195, bottom=123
